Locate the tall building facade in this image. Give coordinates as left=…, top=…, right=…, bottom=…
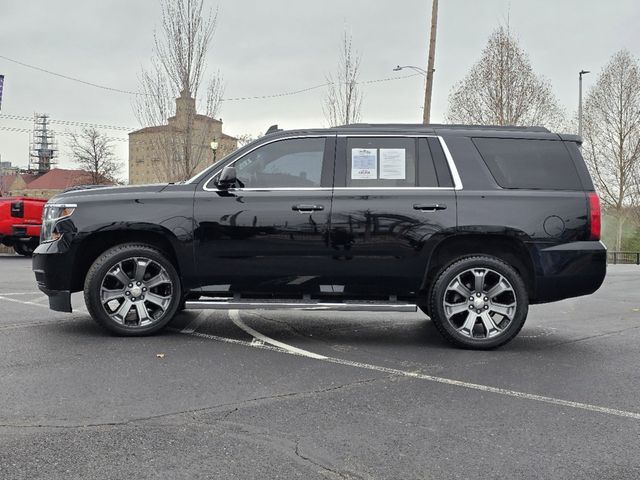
left=128, top=92, right=237, bottom=185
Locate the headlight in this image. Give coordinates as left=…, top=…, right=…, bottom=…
left=41, top=203, right=76, bottom=242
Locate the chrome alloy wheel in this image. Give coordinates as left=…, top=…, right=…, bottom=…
left=99, top=257, right=173, bottom=327
left=442, top=267, right=517, bottom=340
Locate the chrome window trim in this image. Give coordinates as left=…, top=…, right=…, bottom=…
left=203, top=134, right=331, bottom=191
left=202, top=133, right=463, bottom=192
left=437, top=136, right=463, bottom=190
left=219, top=186, right=456, bottom=193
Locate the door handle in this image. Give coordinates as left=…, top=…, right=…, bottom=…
left=413, top=203, right=447, bottom=212
left=292, top=204, right=324, bottom=213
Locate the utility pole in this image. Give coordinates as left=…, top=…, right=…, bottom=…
left=423, top=0, right=439, bottom=124
left=578, top=69, right=590, bottom=138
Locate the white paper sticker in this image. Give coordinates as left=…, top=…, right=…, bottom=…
left=351, top=148, right=377, bottom=179
left=379, top=149, right=406, bottom=179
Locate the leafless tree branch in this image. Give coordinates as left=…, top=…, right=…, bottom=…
left=132, top=0, right=224, bottom=182
left=446, top=25, right=565, bottom=130
left=323, top=30, right=363, bottom=127
left=68, top=128, right=121, bottom=184
left=582, top=50, right=640, bottom=249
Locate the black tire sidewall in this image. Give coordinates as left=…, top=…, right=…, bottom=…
left=429, top=255, right=528, bottom=349
left=84, top=244, right=182, bottom=336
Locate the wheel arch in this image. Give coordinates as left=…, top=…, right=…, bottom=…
left=70, top=226, right=185, bottom=292
left=422, top=233, right=536, bottom=301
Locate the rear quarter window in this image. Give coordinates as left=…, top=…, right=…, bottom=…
left=472, top=138, right=582, bottom=190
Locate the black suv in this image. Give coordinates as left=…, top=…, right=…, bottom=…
left=32, top=124, right=606, bottom=349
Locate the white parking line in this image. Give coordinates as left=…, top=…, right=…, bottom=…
left=181, top=311, right=209, bottom=334
left=230, top=309, right=328, bottom=360
left=0, top=292, right=42, bottom=296
left=179, top=310, right=640, bottom=421
left=0, top=295, right=50, bottom=308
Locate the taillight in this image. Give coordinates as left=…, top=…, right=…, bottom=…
left=588, top=192, right=601, bottom=241
left=10, top=201, right=24, bottom=218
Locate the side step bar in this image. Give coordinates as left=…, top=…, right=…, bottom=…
left=184, top=299, right=417, bottom=312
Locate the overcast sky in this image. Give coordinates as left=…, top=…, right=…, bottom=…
left=1, top=0, right=639, bottom=180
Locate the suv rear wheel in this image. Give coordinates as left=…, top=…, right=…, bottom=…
left=84, top=243, right=182, bottom=336
left=429, top=255, right=528, bottom=349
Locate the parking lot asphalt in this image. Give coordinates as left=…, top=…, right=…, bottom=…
left=0, top=255, right=639, bottom=479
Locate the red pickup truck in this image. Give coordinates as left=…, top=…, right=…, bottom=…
left=0, top=197, right=47, bottom=256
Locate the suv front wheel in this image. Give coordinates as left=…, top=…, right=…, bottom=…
left=429, top=256, right=528, bottom=349
left=84, top=243, right=182, bottom=336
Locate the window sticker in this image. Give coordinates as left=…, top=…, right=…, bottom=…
left=351, top=148, right=377, bottom=179
left=379, top=149, right=406, bottom=179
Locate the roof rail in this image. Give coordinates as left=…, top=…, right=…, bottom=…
left=338, top=123, right=550, bottom=133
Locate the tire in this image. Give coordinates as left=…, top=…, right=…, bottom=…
left=429, top=255, right=528, bottom=349
left=84, top=243, right=182, bottom=336
left=14, top=242, right=35, bottom=257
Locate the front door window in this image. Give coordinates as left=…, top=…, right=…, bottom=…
left=233, top=138, right=326, bottom=188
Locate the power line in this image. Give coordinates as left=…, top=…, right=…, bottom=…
left=0, top=113, right=134, bottom=131
left=0, top=53, right=422, bottom=102
left=0, top=54, right=146, bottom=96
left=220, top=74, right=422, bottom=101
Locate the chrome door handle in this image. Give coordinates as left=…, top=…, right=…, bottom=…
left=413, top=203, right=447, bottom=212
left=292, top=204, right=324, bottom=213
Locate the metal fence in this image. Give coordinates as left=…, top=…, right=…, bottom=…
left=608, top=252, right=640, bottom=265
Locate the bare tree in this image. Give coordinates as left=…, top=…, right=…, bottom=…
left=133, top=0, right=224, bottom=182
left=446, top=25, right=564, bottom=129
left=323, top=30, right=363, bottom=127
left=582, top=50, right=640, bottom=250
left=68, top=128, right=120, bottom=184
left=235, top=133, right=258, bottom=148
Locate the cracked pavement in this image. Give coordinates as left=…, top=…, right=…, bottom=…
left=1, top=256, right=639, bottom=479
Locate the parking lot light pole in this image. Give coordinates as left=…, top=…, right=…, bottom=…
left=578, top=70, right=590, bottom=138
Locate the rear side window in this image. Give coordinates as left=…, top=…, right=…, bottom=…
left=346, top=137, right=418, bottom=187
left=472, top=138, right=582, bottom=190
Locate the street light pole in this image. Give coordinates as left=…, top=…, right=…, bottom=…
left=578, top=69, right=590, bottom=138
left=423, top=0, right=439, bottom=124
left=393, top=65, right=427, bottom=76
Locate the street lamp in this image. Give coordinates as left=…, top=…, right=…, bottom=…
left=393, top=65, right=428, bottom=76
left=210, top=140, right=219, bottom=163
left=578, top=70, right=590, bottom=138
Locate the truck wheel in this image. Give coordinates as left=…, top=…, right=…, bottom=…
left=84, top=243, right=182, bottom=336
left=14, top=242, right=35, bottom=257
left=429, top=256, right=528, bottom=349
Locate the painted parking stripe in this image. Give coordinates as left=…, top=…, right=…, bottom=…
left=180, top=310, right=640, bottom=421
left=0, top=295, right=50, bottom=308
left=181, top=311, right=209, bottom=334
left=0, top=292, right=42, bottom=296
left=229, top=309, right=328, bottom=360
left=0, top=294, right=88, bottom=313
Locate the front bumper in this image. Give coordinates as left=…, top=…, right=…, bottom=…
left=531, top=241, right=607, bottom=304
left=32, top=241, right=75, bottom=313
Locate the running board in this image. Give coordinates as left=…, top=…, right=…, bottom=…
left=184, top=299, right=417, bottom=312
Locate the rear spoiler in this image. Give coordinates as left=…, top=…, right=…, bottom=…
left=558, top=133, right=582, bottom=145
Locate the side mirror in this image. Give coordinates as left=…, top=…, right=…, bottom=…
left=217, top=166, right=238, bottom=189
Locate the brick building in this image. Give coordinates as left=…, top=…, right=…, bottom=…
left=128, top=91, right=237, bottom=185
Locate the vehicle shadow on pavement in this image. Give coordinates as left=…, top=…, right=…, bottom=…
left=49, top=309, right=602, bottom=356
